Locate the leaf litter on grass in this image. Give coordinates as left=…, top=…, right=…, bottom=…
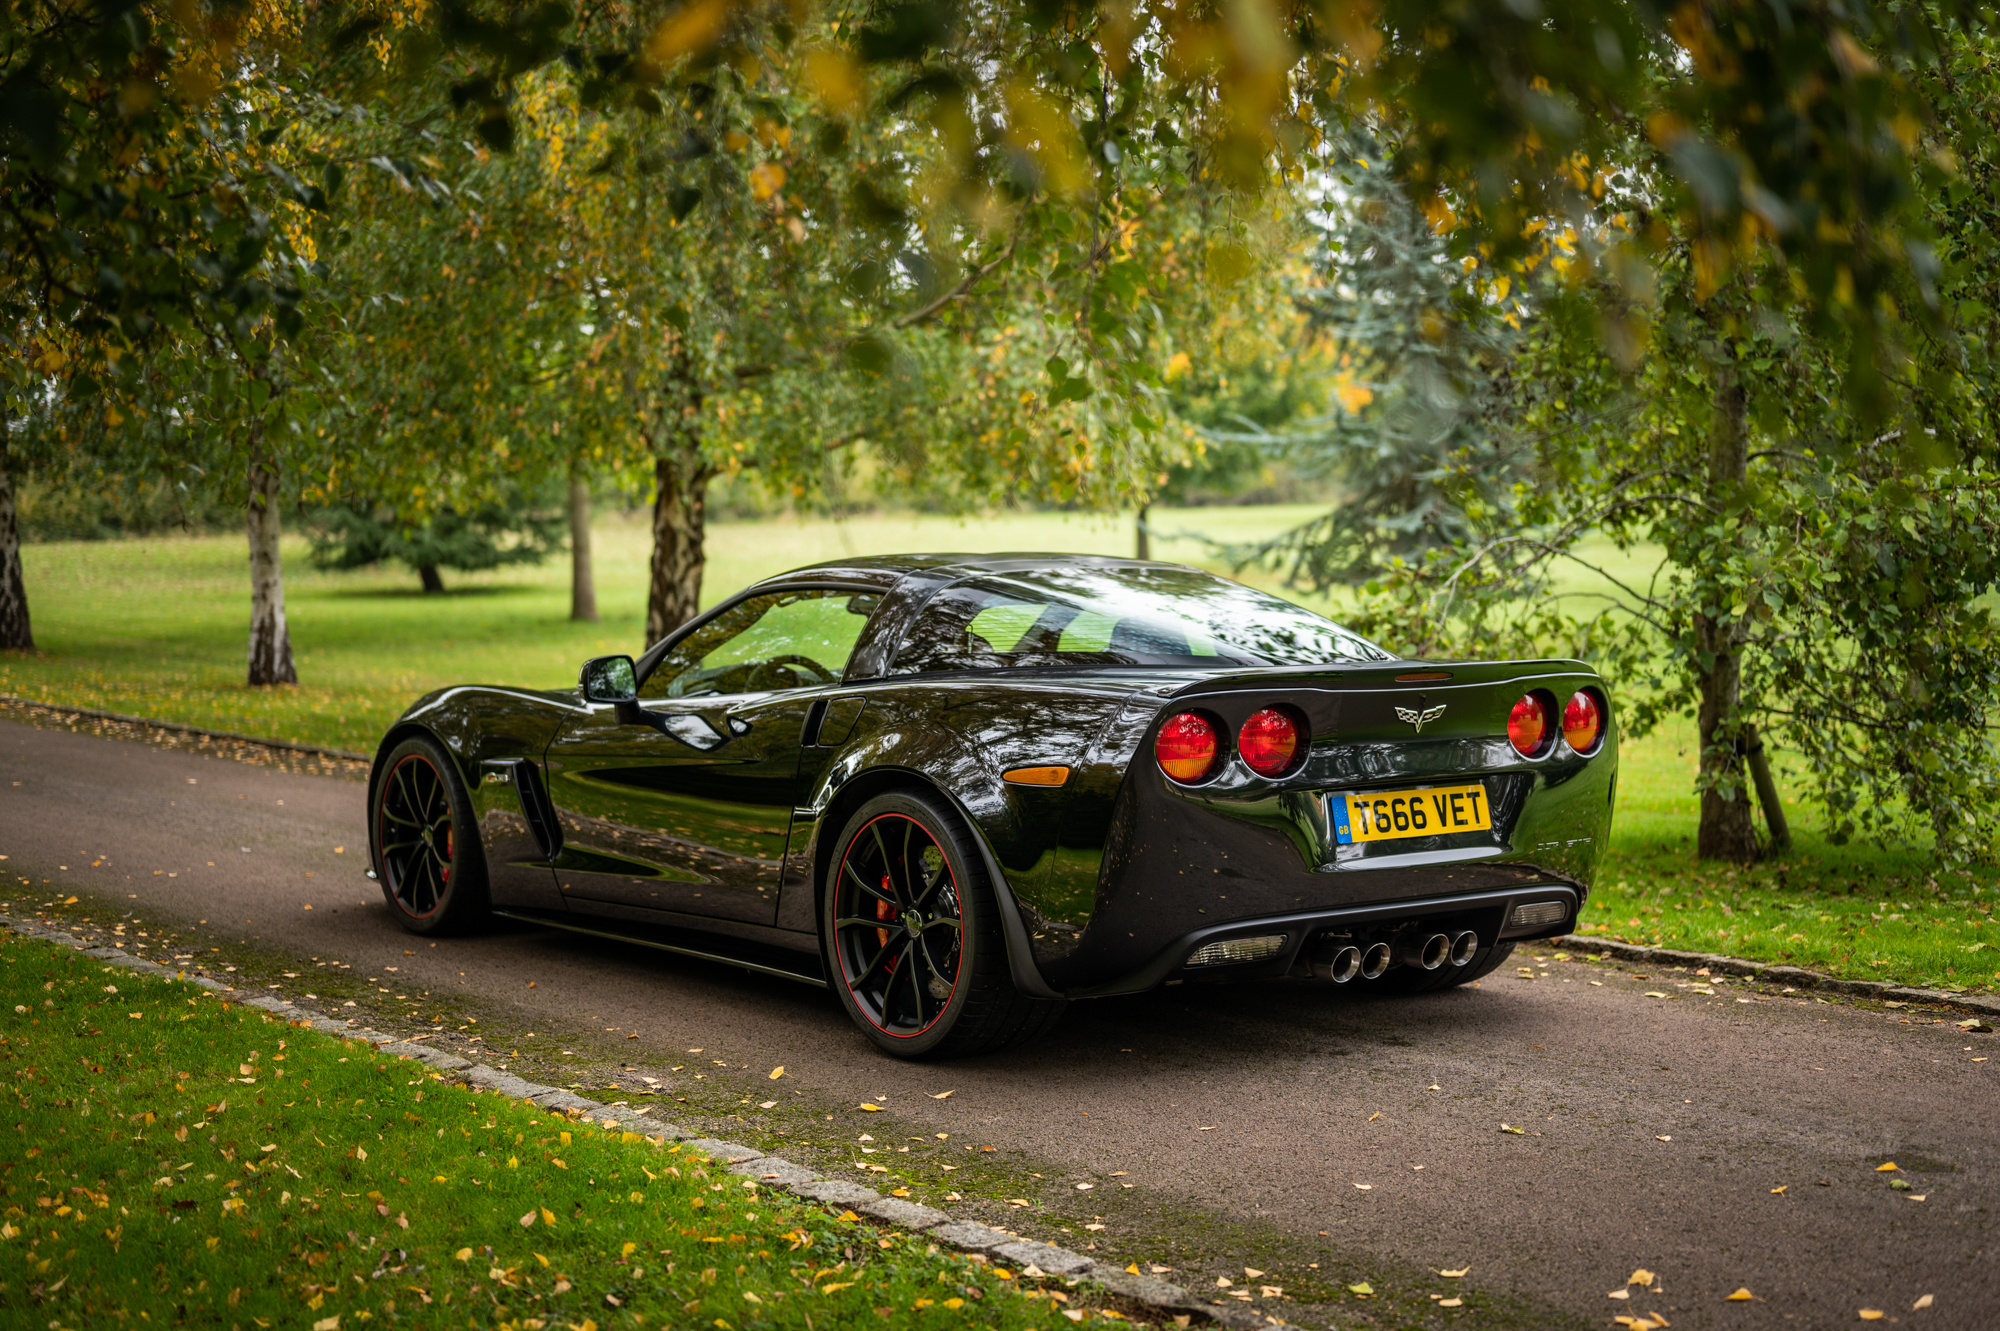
left=0, top=932, right=1074, bottom=1328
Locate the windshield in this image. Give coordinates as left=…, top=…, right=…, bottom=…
left=890, top=566, right=1391, bottom=673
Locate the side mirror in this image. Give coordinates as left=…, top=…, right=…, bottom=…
left=580, top=655, right=638, bottom=704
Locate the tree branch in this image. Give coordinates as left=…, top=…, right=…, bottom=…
left=892, top=235, right=1018, bottom=331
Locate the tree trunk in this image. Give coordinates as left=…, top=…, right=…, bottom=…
left=246, top=447, right=297, bottom=686
left=568, top=470, right=599, bottom=623
left=646, top=457, right=710, bottom=645
left=1693, top=362, right=1757, bottom=861
left=418, top=563, right=446, bottom=594
left=1745, top=723, right=1791, bottom=854
left=0, top=414, right=31, bottom=652
left=1135, top=502, right=1151, bottom=561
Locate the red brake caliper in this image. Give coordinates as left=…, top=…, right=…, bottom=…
left=875, top=876, right=895, bottom=949
left=441, top=827, right=452, bottom=884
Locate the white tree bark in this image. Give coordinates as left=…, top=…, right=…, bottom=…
left=246, top=449, right=296, bottom=685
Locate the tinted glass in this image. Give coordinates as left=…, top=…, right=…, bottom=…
left=891, top=566, right=1390, bottom=673
left=650, top=591, right=880, bottom=697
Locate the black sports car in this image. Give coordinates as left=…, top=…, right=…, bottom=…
left=368, top=554, right=1615, bottom=1058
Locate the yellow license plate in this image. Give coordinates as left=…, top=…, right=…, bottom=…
left=1333, top=783, right=1491, bottom=845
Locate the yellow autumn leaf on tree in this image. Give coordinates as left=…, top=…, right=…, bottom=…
left=802, top=49, right=862, bottom=119
left=749, top=162, right=787, bottom=202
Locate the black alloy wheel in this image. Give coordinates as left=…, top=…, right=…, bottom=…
left=822, top=790, right=1066, bottom=1059
left=832, top=812, right=965, bottom=1038
left=372, top=734, right=489, bottom=935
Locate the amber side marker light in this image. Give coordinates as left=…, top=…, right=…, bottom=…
left=1155, top=711, right=1220, bottom=784
left=1002, top=766, right=1070, bottom=786
left=1562, top=691, right=1603, bottom=753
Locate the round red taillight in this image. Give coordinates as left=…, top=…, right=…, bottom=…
left=1237, top=707, right=1301, bottom=777
left=1507, top=693, right=1549, bottom=757
left=1156, top=711, right=1220, bottom=784
left=1562, top=690, right=1603, bottom=753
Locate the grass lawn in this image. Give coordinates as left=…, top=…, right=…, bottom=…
left=4, top=506, right=1995, bottom=995
left=0, top=928, right=1106, bottom=1329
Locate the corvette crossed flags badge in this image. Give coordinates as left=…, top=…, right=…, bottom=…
left=1396, top=702, right=1447, bottom=733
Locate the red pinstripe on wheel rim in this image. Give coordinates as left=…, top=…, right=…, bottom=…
left=831, top=813, right=964, bottom=1039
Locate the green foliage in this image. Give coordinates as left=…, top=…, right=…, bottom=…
left=1201, top=149, right=1533, bottom=583
left=14, top=478, right=238, bottom=543
left=387, top=0, right=1981, bottom=418
left=1338, top=211, right=2000, bottom=865
left=307, top=487, right=568, bottom=593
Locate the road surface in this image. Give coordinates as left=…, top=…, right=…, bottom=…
left=3, top=714, right=1993, bottom=1329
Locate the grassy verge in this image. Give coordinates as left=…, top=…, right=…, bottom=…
left=1575, top=723, right=2000, bottom=995
left=0, top=930, right=1128, bottom=1329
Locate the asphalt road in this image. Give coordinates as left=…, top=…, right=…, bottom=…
left=3, top=715, right=1994, bottom=1329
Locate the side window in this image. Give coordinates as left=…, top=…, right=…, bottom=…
left=650, top=591, right=879, bottom=698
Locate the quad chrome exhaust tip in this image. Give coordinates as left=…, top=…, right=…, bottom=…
left=1360, top=941, right=1392, bottom=979
left=1449, top=930, right=1479, bottom=966
left=1313, top=945, right=1363, bottom=983
left=1394, top=931, right=1452, bottom=972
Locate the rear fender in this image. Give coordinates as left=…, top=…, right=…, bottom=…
left=784, top=686, right=1129, bottom=999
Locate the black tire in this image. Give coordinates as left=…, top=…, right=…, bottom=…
left=822, top=790, right=1065, bottom=1059
left=371, top=734, right=490, bottom=936
left=1370, top=938, right=1516, bottom=995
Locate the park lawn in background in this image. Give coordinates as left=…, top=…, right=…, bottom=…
left=1, top=506, right=1284, bottom=754
left=1578, top=721, right=2000, bottom=995
left=6, top=508, right=1995, bottom=992
left=0, top=931, right=1082, bottom=1329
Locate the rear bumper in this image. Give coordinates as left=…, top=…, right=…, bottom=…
left=1064, top=884, right=1578, bottom=998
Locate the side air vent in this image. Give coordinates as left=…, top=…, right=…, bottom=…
left=513, top=760, right=563, bottom=861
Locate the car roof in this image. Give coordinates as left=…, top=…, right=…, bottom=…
left=750, top=552, right=1202, bottom=592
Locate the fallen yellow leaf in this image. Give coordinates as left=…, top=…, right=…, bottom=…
left=769, top=1066, right=785, bottom=1080
left=1860, top=1311, right=1885, bottom=1321
left=1726, top=1288, right=1753, bottom=1301
left=1608, top=1289, right=1631, bottom=1300
left=1770, top=1186, right=1787, bottom=1195
left=1439, top=1268, right=1470, bottom=1278
left=454, top=1248, right=473, bottom=1262
left=1912, top=1294, right=1934, bottom=1310
left=1347, top=1282, right=1373, bottom=1296
left=1875, top=1162, right=1899, bottom=1172
left=930, top=1090, right=955, bottom=1100
left=1440, top=1297, right=1463, bottom=1308
left=859, top=1104, right=882, bottom=1112
left=1628, top=1269, right=1656, bottom=1286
